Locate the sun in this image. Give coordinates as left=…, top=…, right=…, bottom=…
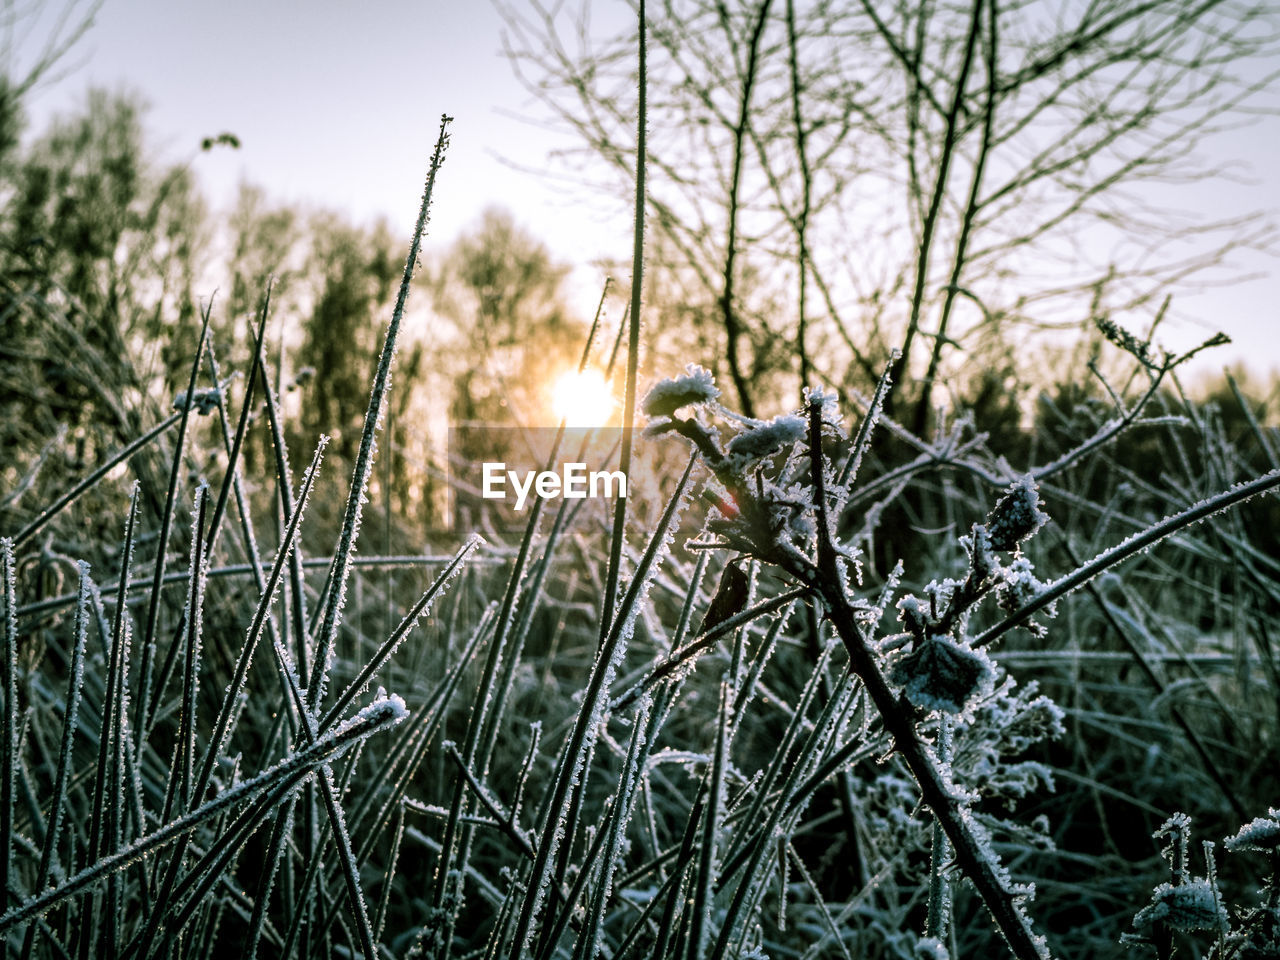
left=551, top=367, right=615, bottom=428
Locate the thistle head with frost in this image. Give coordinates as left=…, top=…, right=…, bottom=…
left=641, top=368, right=840, bottom=575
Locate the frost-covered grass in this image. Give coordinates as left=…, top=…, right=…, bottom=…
left=6, top=303, right=1279, bottom=960
left=4, top=244, right=1280, bottom=960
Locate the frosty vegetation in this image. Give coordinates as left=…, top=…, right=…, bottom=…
left=3, top=2, right=1280, bottom=959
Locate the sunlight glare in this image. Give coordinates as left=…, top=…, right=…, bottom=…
left=551, top=367, right=615, bottom=428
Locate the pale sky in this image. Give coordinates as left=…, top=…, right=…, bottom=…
left=12, top=0, right=1280, bottom=385
left=16, top=1, right=635, bottom=301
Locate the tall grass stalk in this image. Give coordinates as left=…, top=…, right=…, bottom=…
left=308, top=115, right=452, bottom=710
left=17, top=560, right=90, bottom=960
left=134, top=302, right=212, bottom=742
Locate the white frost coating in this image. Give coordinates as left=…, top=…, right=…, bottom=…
left=955, top=807, right=1051, bottom=960
left=915, top=937, right=950, bottom=960
left=897, top=595, right=927, bottom=637
left=996, top=557, right=1057, bottom=637
left=352, top=692, right=409, bottom=727
left=1224, top=808, right=1280, bottom=853
left=803, top=384, right=842, bottom=428
left=273, top=638, right=315, bottom=727
left=2, top=538, right=17, bottom=657
left=892, top=634, right=996, bottom=716
left=727, top=415, right=806, bottom=468
left=0, top=691, right=406, bottom=934
left=962, top=524, right=998, bottom=581
left=34, top=562, right=94, bottom=894
left=999, top=557, right=1047, bottom=603
left=319, top=761, right=374, bottom=941
left=986, top=475, right=1048, bottom=551
left=580, top=697, right=651, bottom=959
left=642, top=363, right=720, bottom=417
left=1155, top=812, right=1194, bottom=883
left=1132, top=879, right=1228, bottom=932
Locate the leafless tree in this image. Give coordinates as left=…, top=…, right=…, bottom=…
left=497, top=0, right=1280, bottom=429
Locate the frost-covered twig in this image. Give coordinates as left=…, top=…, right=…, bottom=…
left=820, top=583, right=1050, bottom=959
left=643, top=375, right=1056, bottom=959
left=975, top=468, right=1280, bottom=650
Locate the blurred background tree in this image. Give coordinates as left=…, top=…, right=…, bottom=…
left=431, top=205, right=587, bottom=429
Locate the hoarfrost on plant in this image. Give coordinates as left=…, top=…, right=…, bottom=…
left=726, top=415, right=806, bottom=468
left=986, top=475, right=1048, bottom=551
left=642, top=364, right=720, bottom=417
left=891, top=633, right=996, bottom=716
left=1132, top=879, right=1228, bottom=933
left=1225, top=808, right=1280, bottom=853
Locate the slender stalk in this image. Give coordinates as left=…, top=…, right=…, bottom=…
left=599, top=0, right=649, bottom=644
left=976, top=468, right=1280, bottom=650
left=0, top=697, right=407, bottom=939
left=717, top=0, right=773, bottom=419
left=308, top=114, right=452, bottom=711
left=10, top=413, right=181, bottom=550
left=126, top=440, right=328, bottom=960
left=784, top=0, right=811, bottom=397
left=506, top=454, right=696, bottom=958
left=18, top=563, right=92, bottom=960
left=135, top=300, right=213, bottom=740
left=0, top=538, right=16, bottom=912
